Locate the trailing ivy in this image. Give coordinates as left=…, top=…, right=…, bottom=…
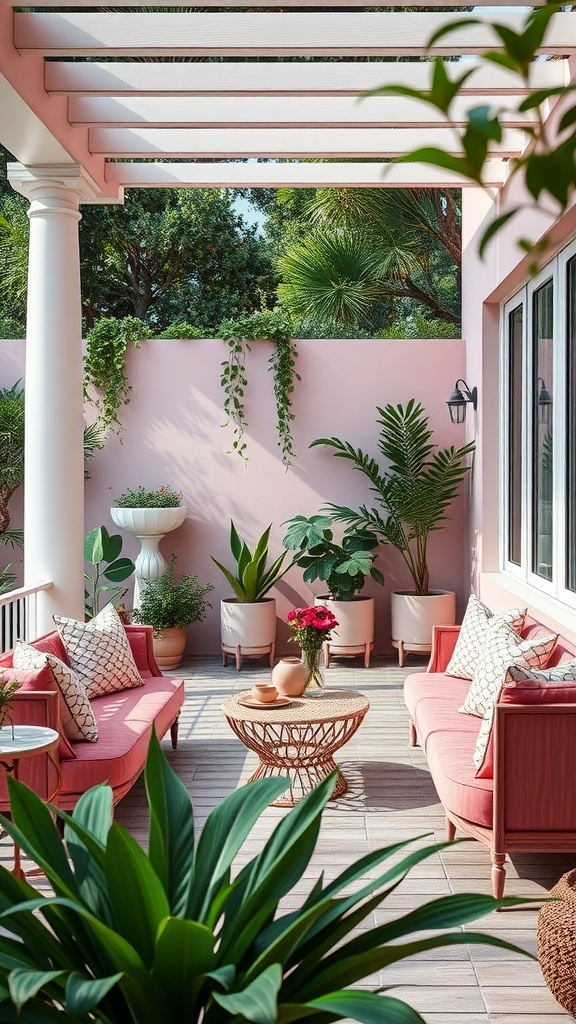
left=84, top=316, right=151, bottom=434
left=217, top=309, right=300, bottom=468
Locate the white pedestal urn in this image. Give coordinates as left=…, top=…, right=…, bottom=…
left=314, top=595, right=375, bottom=668
left=220, top=598, right=276, bottom=671
left=391, top=590, right=456, bottom=667
left=110, top=506, right=187, bottom=607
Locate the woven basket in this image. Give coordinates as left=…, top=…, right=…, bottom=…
left=537, top=868, right=576, bottom=1017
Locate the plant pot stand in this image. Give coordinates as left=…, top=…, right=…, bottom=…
left=323, top=640, right=374, bottom=669
left=221, top=642, right=275, bottom=672
left=391, top=639, right=432, bottom=668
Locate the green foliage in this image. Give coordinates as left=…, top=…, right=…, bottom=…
left=312, top=400, right=475, bottom=595
left=0, top=560, right=19, bottom=597
left=216, top=309, right=300, bottom=467
left=376, top=314, right=460, bottom=340
left=370, top=5, right=570, bottom=263
left=113, top=485, right=183, bottom=509
left=0, top=670, right=21, bottom=730
left=158, top=322, right=204, bottom=339
left=0, top=733, right=528, bottom=1023
left=84, top=316, right=151, bottom=434
left=131, top=555, right=213, bottom=632
left=282, top=514, right=384, bottom=601
left=212, top=521, right=291, bottom=603
left=0, top=380, right=24, bottom=535
left=84, top=525, right=135, bottom=619
left=272, top=188, right=461, bottom=335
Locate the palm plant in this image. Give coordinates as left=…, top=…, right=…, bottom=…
left=312, top=399, right=475, bottom=595
left=0, top=731, right=526, bottom=1023
left=0, top=381, right=25, bottom=535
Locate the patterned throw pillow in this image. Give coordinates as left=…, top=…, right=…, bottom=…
left=445, top=595, right=527, bottom=680
left=459, top=618, right=558, bottom=718
left=474, top=658, right=576, bottom=777
left=54, top=603, right=143, bottom=699
left=13, top=640, right=98, bottom=743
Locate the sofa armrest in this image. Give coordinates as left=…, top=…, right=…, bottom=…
left=124, top=624, right=163, bottom=677
left=0, top=690, right=62, bottom=808
left=493, top=702, right=576, bottom=840
left=426, top=625, right=461, bottom=673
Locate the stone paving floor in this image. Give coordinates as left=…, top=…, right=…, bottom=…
left=2, top=654, right=574, bottom=1022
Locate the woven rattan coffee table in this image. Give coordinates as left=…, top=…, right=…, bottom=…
left=222, top=689, right=369, bottom=806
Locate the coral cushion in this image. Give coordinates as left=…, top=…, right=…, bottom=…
left=60, top=676, right=184, bottom=798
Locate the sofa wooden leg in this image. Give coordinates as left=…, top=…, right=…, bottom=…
left=409, top=719, right=418, bottom=746
left=491, top=855, right=507, bottom=899
left=446, top=816, right=456, bottom=841
left=170, top=717, right=179, bottom=749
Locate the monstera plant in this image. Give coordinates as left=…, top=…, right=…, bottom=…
left=0, top=732, right=526, bottom=1023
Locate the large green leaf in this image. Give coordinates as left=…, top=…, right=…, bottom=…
left=61, top=785, right=111, bottom=921
left=304, top=990, right=425, bottom=1024
left=214, top=963, right=282, bottom=1024
left=7, top=969, right=64, bottom=1011
left=103, top=557, right=136, bottom=583
left=106, top=824, right=171, bottom=967
left=189, top=776, right=290, bottom=922
left=145, top=730, right=195, bottom=916
left=65, top=971, right=123, bottom=1018
left=152, top=917, right=215, bottom=1022
left=2, top=779, right=78, bottom=897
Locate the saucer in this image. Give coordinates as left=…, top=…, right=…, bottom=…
left=238, top=695, right=293, bottom=709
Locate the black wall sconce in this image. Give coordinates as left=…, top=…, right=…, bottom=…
left=537, top=377, right=552, bottom=424
left=446, top=379, right=478, bottom=424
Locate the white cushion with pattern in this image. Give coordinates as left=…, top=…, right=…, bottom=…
left=13, top=640, right=98, bottom=743
left=473, top=658, right=576, bottom=772
left=459, top=618, right=558, bottom=718
left=54, top=603, right=144, bottom=699
left=446, top=595, right=527, bottom=680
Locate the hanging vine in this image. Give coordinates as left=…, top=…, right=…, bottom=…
left=217, top=309, right=300, bottom=468
left=84, top=316, right=151, bottom=434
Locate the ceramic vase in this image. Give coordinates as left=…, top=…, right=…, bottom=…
left=301, top=647, right=325, bottom=697
left=272, top=657, right=308, bottom=697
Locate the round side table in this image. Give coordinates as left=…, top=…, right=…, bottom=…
left=222, top=689, right=369, bottom=806
left=0, top=725, right=61, bottom=877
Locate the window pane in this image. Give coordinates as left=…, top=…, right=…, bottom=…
left=567, top=257, right=576, bottom=591
left=532, top=279, right=554, bottom=581
left=508, top=305, right=523, bottom=566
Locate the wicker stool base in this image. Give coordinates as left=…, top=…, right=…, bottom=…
left=537, top=867, right=576, bottom=1018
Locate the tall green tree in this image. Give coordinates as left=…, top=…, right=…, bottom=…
left=274, top=187, right=460, bottom=335
left=79, top=188, right=276, bottom=330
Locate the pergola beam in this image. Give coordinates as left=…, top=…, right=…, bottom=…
left=69, top=95, right=538, bottom=129
left=46, top=60, right=570, bottom=98
left=15, top=12, right=575, bottom=58
left=90, top=126, right=523, bottom=158
left=105, top=159, right=508, bottom=189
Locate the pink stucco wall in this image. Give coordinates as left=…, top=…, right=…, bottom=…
left=0, top=336, right=469, bottom=655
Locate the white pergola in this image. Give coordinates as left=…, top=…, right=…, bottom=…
left=0, top=1, right=572, bottom=630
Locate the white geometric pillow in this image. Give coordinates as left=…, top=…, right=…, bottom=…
left=13, top=640, right=98, bottom=743
left=459, top=618, right=558, bottom=718
left=54, top=602, right=143, bottom=699
left=473, top=658, right=576, bottom=773
left=446, top=595, right=527, bottom=680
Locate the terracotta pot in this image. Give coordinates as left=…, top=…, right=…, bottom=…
left=251, top=683, right=278, bottom=703
left=272, top=657, right=308, bottom=697
left=152, top=626, right=186, bottom=671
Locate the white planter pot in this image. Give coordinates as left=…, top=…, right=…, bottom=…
left=220, top=598, right=276, bottom=671
left=315, top=595, right=375, bottom=668
left=110, top=505, right=187, bottom=606
left=391, top=589, right=456, bottom=666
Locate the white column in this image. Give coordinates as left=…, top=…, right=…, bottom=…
left=8, top=164, right=99, bottom=634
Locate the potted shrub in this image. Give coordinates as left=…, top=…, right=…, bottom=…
left=110, top=485, right=187, bottom=606
left=311, top=399, right=475, bottom=664
left=131, top=554, right=213, bottom=670
left=282, top=514, right=384, bottom=668
left=212, top=521, right=291, bottom=670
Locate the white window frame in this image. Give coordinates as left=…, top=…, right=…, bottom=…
left=501, top=236, right=576, bottom=609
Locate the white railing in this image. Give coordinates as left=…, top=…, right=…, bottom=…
left=0, top=580, right=53, bottom=654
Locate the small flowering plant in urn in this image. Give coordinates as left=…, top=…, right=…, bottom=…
left=287, top=605, right=338, bottom=695
left=0, top=670, right=21, bottom=739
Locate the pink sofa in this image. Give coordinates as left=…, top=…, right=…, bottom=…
left=0, top=624, right=185, bottom=810
left=404, top=619, right=576, bottom=897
